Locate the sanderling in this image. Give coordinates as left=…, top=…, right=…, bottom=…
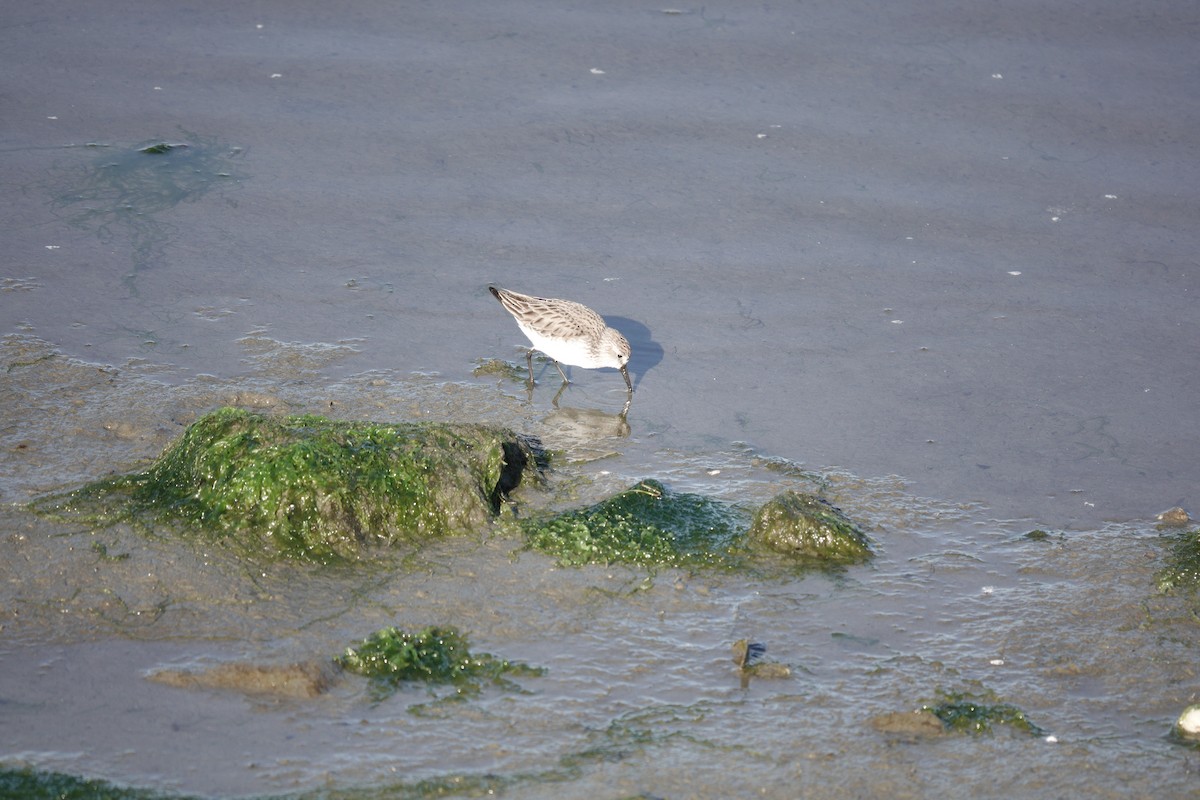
left=488, top=285, right=633, bottom=393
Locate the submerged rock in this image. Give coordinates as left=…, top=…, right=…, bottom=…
left=521, top=478, right=748, bottom=568
left=747, top=490, right=871, bottom=563
left=148, top=660, right=336, bottom=699
left=870, top=709, right=946, bottom=740
left=1156, top=506, right=1192, bottom=529
left=35, top=407, right=537, bottom=561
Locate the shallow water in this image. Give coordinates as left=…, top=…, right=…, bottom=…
left=2, top=0, right=1199, bottom=797
left=1, top=338, right=1198, bottom=797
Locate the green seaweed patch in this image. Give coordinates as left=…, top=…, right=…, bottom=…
left=51, top=131, right=247, bottom=299
left=746, top=490, right=872, bottom=564
left=0, top=766, right=194, bottom=800
left=33, top=407, right=537, bottom=562
left=337, top=625, right=544, bottom=702
left=1155, top=528, right=1200, bottom=594
left=922, top=693, right=1047, bottom=737
left=521, top=479, right=749, bottom=568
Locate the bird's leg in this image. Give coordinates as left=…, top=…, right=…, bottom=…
left=525, top=350, right=535, bottom=385
left=553, top=360, right=570, bottom=384
left=552, top=382, right=568, bottom=408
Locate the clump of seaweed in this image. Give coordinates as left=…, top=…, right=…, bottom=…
left=336, top=625, right=544, bottom=702
left=521, top=479, right=749, bottom=568
left=922, top=692, right=1047, bottom=736
left=33, top=407, right=537, bottom=562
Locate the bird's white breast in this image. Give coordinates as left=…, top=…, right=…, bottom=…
left=517, top=321, right=616, bottom=369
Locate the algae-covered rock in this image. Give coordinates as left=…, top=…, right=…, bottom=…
left=747, top=490, right=871, bottom=563
left=522, top=479, right=748, bottom=568
left=1156, top=527, right=1200, bottom=594
left=337, top=625, right=544, bottom=701
left=36, top=407, right=536, bottom=561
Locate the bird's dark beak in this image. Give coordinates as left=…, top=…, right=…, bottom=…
left=621, top=365, right=633, bottom=393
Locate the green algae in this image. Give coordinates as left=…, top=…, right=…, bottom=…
left=519, top=481, right=870, bottom=570
left=33, top=407, right=537, bottom=562
left=0, top=766, right=509, bottom=800
left=0, top=767, right=194, bottom=800
left=923, top=693, right=1047, bottom=737
left=520, top=479, right=749, bottom=568
left=51, top=132, right=246, bottom=299
left=746, top=490, right=872, bottom=563
left=1155, top=528, right=1200, bottom=594
left=337, top=625, right=545, bottom=702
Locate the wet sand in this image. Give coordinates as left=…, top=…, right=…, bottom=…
left=4, top=0, right=1196, bottom=527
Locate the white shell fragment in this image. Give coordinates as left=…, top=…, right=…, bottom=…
left=1177, top=705, right=1200, bottom=737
